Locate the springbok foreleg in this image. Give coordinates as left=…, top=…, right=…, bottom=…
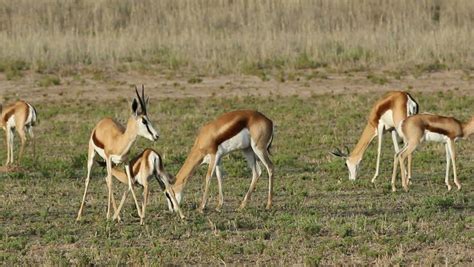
left=76, top=144, right=95, bottom=221
left=371, top=123, right=384, bottom=183
left=125, top=164, right=143, bottom=220
left=199, top=154, right=216, bottom=213
left=215, top=162, right=224, bottom=212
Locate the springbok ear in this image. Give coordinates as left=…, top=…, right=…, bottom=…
left=131, top=98, right=139, bottom=115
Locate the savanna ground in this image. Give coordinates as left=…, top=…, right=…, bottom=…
left=1, top=70, right=473, bottom=265
left=1, top=0, right=474, bottom=265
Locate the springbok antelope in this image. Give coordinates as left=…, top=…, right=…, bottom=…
left=76, top=86, right=159, bottom=222
left=0, top=100, right=38, bottom=166
left=100, top=148, right=184, bottom=224
left=331, top=91, right=418, bottom=186
left=393, top=114, right=474, bottom=191
left=170, top=109, right=274, bottom=213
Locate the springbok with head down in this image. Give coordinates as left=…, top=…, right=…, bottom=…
left=394, top=114, right=474, bottom=191
left=76, top=86, right=159, bottom=222
left=170, top=110, right=274, bottom=213
left=103, top=148, right=184, bottom=224
left=331, top=91, right=418, bottom=190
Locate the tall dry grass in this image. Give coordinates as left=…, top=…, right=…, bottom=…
left=0, top=0, right=473, bottom=74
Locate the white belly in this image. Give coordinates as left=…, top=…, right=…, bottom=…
left=218, top=128, right=251, bottom=155
left=423, top=130, right=448, bottom=143
left=202, top=128, right=251, bottom=164
left=379, top=110, right=395, bottom=129
left=93, top=145, right=125, bottom=164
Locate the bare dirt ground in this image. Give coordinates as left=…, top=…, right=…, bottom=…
left=0, top=70, right=473, bottom=103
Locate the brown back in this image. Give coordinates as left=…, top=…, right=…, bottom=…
left=403, top=114, right=463, bottom=139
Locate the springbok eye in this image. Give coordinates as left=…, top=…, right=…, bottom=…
left=142, top=118, right=147, bottom=125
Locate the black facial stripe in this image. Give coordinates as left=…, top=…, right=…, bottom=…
left=165, top=192, right=174, bottom=209
left=144, top=119, right=154, bottom=137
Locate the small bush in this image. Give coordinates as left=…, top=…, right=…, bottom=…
left=187, top=77, right=203, bottom=84
left=367, top=73, right=388, bottom=85
left=424, top=196, right=455, bottom=209
left=37, top=75, right=61, bottom=87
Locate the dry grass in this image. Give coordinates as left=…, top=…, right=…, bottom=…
left=0, top=0, right=473, bottom=74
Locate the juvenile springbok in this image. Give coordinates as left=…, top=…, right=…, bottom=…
left=331, top=91, right=418, bottom=186
left=394, top=114, right=474, bottom=191
left=100, top=148, right=184, bottom=224
left=0, top=100, right=38, bottom=166
left=170, top=110, right=274, bottom=213
left=76, top=86, right=159, bottom=222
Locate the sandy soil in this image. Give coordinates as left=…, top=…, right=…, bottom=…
left=0, top=70, right=473, bottom=103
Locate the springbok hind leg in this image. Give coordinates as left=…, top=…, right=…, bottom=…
left=447, top=139, right=461, bottom=190
left=399, top=142, right=417, bottom=192
left=17, top=127, right=27, bottom=164
left=444, top=143, right=452, bottom=191
left=252, top=145, right=274, bottom=209
left=239, top=148, right=259, bottom=210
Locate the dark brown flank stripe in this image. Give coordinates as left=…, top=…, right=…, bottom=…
left=425, top=125, right=453, bottom=138
left=92, top=130, right=105, bottom=149
left=215, top=119, right=247, bottom=147
left=2, top=108, right=16, bottom=125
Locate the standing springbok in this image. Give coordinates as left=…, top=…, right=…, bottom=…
left=76, top=86, right=159, bottom=222
left=331, top=91, right=418, bottom=187
left=99, top=148, right=184, bottom=224
left=0, top=100, right=38, bottom=166
left=393, top=114, right=474, bottom=191
left=170, top=110, right=274, bottom=213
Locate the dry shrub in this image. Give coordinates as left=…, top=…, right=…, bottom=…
left=0, top=0, right=472, bottom=74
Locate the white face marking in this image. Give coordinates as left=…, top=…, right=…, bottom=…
left=137, top=116, right=159, bottom=141
left=346, top=159, right=358, bottom=180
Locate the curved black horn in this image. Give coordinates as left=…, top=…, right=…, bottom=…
left=141, top=84, right=147, bottom=114
left=135, top=85, right=147, bottom=115
left=330, top=147, right=347, bottom=158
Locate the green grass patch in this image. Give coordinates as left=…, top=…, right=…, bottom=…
left=0, top=92, right=472, bottom=265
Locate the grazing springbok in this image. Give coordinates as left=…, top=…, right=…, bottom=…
left=393, top=114, right=474, bottom=191
left=0, top=100, right=38, bottom=166
left=170, top=110, right=274, bottom=213
left=331, top=91, right=418, bottom=188
left=76, top=86, right=159, bottom=222
left=99, top=148, right=184, bottom=224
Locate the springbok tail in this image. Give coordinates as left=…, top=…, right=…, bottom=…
left=406, top=92, right=419, bottom=115
left=267, top=125, right=274, bottom=155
